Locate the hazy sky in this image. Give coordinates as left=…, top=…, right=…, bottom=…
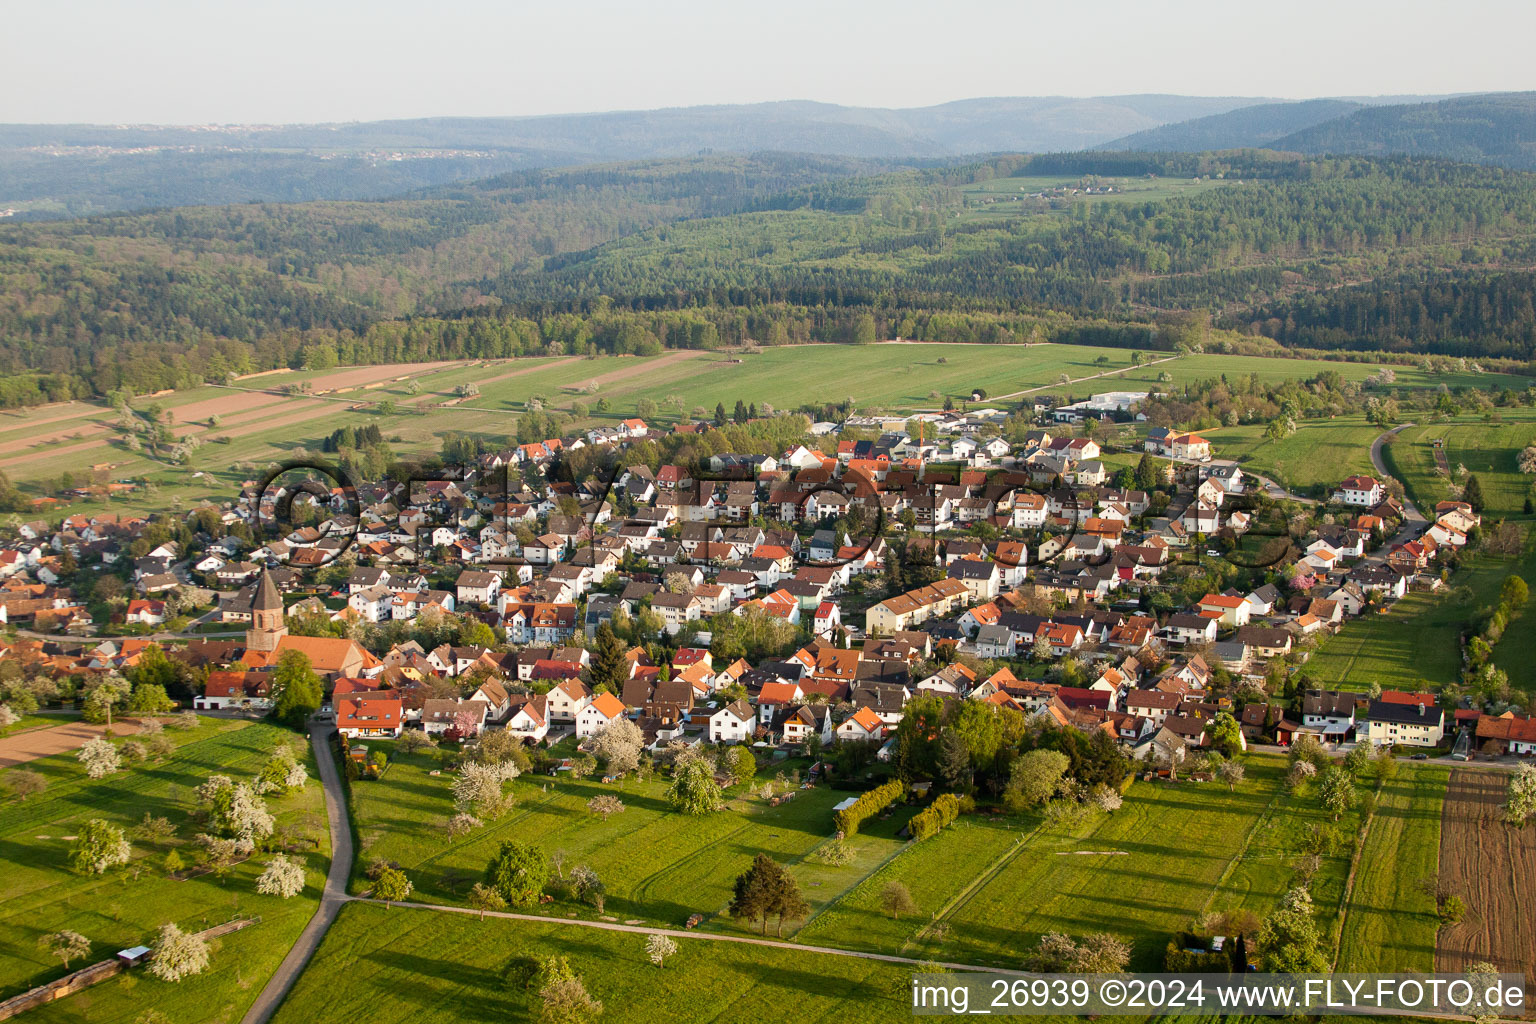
left=5, top=0, right=1534, bottom=124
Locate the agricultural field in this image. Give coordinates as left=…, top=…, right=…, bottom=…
left=1202, top=415, right=1380, bottom=493
left=270, top=902, right=921, bottom=1024
left=1434, top=769, right=1536, bottom=1000
left=1336, top=766, right=1447, bottom=973
left=12, top=341, right=1531, bottom=524
left=1381, top=408, right=1536, bottom=520
left=1302, top=545, right=1536, bottom=697
left=0, top=719, right=328, bottom=1023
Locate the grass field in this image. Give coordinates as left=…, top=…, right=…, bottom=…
left=904, top=754, right=1370, bottom=970
left=1335, top=766, right=1447, bottom=973
left=1383, top=409, right=1536, bottom=520
left=347, top=741, right=914, bottom=934
left=271, top=902, right=921, bottom=1024
left=796, top=816, right=1032, bottom=954
left=0, top=719, right=328, bottom=1023
left=1303, top=546, right=1536, bottom=696
left=1203, top=416, right=1381, bottom=492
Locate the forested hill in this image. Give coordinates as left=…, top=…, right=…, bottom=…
left=5, top=149, right=1536, bottom=407
left=0, top=95, right=1263, bottom=218
left=1271, top=93, right=1536, bottom=170
left=1101, top=99, right=1364, bottom=152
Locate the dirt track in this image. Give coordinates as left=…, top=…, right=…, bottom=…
left=0, top=719, right=144, bottom=768
left=1435, top=769, right=1535, bottom=998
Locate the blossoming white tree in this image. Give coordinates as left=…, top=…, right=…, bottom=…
left=147, top=923, right=210, bottom=982
left=255, top=855, right=306, bottom=899
left=76, top=737, right=121, bottom=779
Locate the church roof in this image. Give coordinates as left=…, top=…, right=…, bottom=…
left=253, top=571, right=283, bottom=613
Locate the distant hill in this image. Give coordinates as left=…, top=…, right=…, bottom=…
left=1101, top=99, right=1364, bottom=151
left=1272, top=92, right=1536, bottom=169
left=0, top=95, right=1267, bottom=217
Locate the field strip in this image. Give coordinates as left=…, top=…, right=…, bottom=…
left=1198, top=787, right=1283, bottom=915
left=1331, top=780, right=1384, bottom=969
left=901, top=821, right=1046, bottom=953
left=790, top=837, right=914, bottom=936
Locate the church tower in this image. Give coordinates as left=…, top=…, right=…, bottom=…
left=245, top=570, right=287, bottom=654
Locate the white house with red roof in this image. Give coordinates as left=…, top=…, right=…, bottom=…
left=125, top=599, right=167, bottom=626
left=835, top=706, right=886, bottom=743
left=812, top=601, right=841, bottom=639
left=506, top=694, right=550, bottom=742
left=1197, top=593, right=1250, bottom=627
left=1336, top=475, right=1384, bottom=507
left=575, top=691, right=627, bottom=738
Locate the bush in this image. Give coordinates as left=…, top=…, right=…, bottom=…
left=909, top=792, right=962, bottom=841
left=832, top=778, right=904, bottom=835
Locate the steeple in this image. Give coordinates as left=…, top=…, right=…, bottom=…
left=245, top=570, right=287, bottom=654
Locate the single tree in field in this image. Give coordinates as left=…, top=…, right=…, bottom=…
left=645, top=932, right=677, bottom=968
left=668, top=756, right=723, bottom=815
left=539, top=976, right=602, bottom=1024
left=729, top=854, right=809, bottom=936
left=372, top=867, right=413, bottom=909
left=880, top=881, right=918, bottom=920
left=70, top=819, right=132, bottom=875
left=591, top=717, right=643, bottom=775
left=1316, top=766, right=1357, bottom=821
left=77, top=736, right=121, bottom=779
left=484, top=840, right=551, bottom=907
left=1216, top=759, right=1245, bottom=793
left=586, top=794, right=625, bottom=821
left=1004, top=749, right=1069, bottom=812
left=469, top=882, right=507, bottom=921
left=38, top=931, right=91, bottom=971
left=1438, top=894, right=1466, bottom=927
left=1503, top=763, right=1536, bottom=826
left=147, top=923, right=210, bottom=982
left=255, top=855, right=306, bottom=899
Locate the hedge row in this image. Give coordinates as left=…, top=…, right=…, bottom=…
left=910, top=793, right=962, bottom=841
left=833, top=779, right=905, bottom=835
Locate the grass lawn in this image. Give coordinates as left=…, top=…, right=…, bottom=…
left=0, top=719, right=328, bottom=1024
left=1336, top=765, right=1447, bottom=973
left=1384, top=409, right=1536, bottom=521
left=270, top=902, right=920, bottom=1024
left=1303, top=546, right=1536, bottom=697
left=1203, top=416, right=1380, bottom=493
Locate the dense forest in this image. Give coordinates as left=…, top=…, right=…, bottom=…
left=4, top=149, right=1536, bottom=408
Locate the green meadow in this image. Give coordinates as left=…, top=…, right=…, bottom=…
left=0, top=719, right=328, bottom=1024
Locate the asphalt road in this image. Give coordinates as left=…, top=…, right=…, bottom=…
left=239, top=725, right=352, bottom=1024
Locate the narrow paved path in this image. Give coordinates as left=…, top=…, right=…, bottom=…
left=347, top=894, right=1024, bottom=975
left=239, top=725, right=352, bottom=1024
left=1371, top=422, right=1426, bottom=524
